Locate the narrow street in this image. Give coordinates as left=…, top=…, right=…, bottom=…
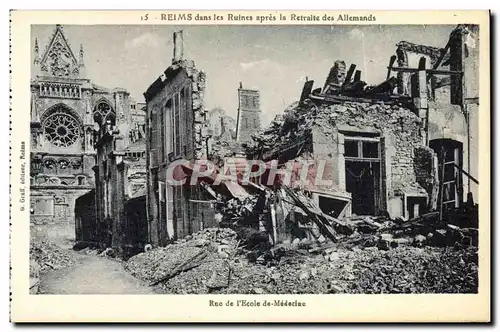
left=37, top=251, right=156, bottom=295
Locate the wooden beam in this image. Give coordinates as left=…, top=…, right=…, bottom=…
left=432, top=39, right=451, bottom=70
left=354, top=70, right=361, bottom=82
left=387, top=55, right=397, bottom=80
left=300, top=80, right=314, bottom=102
left=438, top=148, right=446, bottom=221
left=343, top=64, right=356, bottom=86
left=388, top=67, right=463, bottom=76
left=452, top=163, right=479, bottom=185
left=427, top=69, right=464, bottom=76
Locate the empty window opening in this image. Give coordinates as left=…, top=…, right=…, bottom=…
left=406, top=196, right=428, bottom=219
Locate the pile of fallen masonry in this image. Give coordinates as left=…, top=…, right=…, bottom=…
left=30, top=239, right=76, bottom=273
left=124, top=225, right=478, bottom=294
left=247, top=99, right=421, bottom=158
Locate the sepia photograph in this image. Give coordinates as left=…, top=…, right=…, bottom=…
left=27, top=23, right=480, bottom=295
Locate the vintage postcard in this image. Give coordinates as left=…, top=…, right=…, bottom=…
left=10, top=10, right=490, bottom=322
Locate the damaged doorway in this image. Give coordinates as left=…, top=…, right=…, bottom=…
left=429, top=138, right=464, bottom=211
left=344, top=135, right=381, bottom=215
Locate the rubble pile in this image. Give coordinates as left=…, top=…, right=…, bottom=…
left=209, top=141, right=241, bottom=167
left=29, top=259, right=41, bottom=294
left=125, top=222, right=478, bottom=294
left=225, top=245, right=478, bottom=294
left=125, top=228, right=240, bottom=293
left=341, top=211, right=479, bottom=249
left=30, top=239, right=76, bottom=272
left=217, top=196, right=259, bottom=222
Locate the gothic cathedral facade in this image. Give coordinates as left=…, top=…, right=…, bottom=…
left=30, top=25, right=140, bottom=240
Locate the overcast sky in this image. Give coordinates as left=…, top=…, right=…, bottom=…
left=32, top=24, right=455, bottom=125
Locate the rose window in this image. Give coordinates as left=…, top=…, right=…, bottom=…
left=43, top=112, right=81, bottom=147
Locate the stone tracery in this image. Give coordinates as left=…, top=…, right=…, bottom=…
left=43, top=109, right=81, bottom=148
left=93, top=102, right=115, bottom=126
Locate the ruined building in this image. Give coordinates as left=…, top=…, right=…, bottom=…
left=81, top=120, right=147, bottom=255
left=144, top=31, right=214, bottom=247
left=206, top=107, right=236, bottom=141
left=393, top=24, right=479, bottom=209
left=30, top=25, right=141, bottom=241
left=74, top=105, right=147, bottom=254
left=247, top=24, right=479, bottom=222
left=236, top=83, right=261, bottom=143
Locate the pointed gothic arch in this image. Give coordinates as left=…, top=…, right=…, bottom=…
left=92, top=99, right=115, bottom=126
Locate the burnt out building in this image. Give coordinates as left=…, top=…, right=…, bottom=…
left=248, top=24, right=479, bottom=222
left=393, top=24, right=480, bottom=212
left=144, top=31, right=214, bottom=247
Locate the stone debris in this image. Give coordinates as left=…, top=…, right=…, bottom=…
left=30, top=239, right=76, bottom=272
left=124, top=225, right=478, bottom=294
left=125, top=228, right=239, bottom=293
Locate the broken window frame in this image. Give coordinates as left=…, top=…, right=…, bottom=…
left=342, top=134, right=383, bottom=215
left=343, top=136, right=381, bottom=162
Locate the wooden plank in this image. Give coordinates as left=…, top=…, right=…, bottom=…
left=452, top=163, right=479, bottom=185
left=300, top=80, right=314, bottom=102
left=432, top=39, right=451, bottom=70
left=270, top=203, right=277, bottom=245
left=387, top=55, right=397, bottom=80
left=343, top=64, right=357, bottom=86
left=354, top=70, right=361, bottom=82
left=389, top=67, right=463, bottom=76
left=438, top=149, right=446, bottom=221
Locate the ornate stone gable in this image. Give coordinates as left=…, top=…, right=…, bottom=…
left=39, top=25, right=80, bottom=78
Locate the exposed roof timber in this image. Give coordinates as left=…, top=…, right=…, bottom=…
left=396, top=41, right=442, bottom=60
left=343, top=64, right=356, bottom=86
left=396, top=40, right=451, bottom=66
left=387, top=55, right=397, bottom=80
left=432, top=39, right=452, bottom=70
left=388, top=67, right=463, bottom=76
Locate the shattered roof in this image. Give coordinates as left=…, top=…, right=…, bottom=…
left=247, top=98, right=420, bottom=159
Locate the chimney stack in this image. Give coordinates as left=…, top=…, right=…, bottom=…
left=172, top=30, right=184, bottom=63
